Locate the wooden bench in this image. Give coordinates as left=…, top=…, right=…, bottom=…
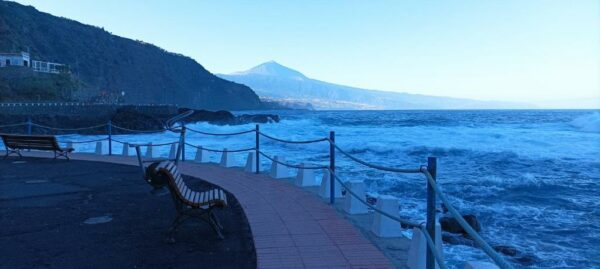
left=155, top=161, right=228, bottom=240
left=1, top=134, right=74, bottom=160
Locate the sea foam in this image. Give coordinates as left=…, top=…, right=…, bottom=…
left=570, top=112, right=600, bottom=133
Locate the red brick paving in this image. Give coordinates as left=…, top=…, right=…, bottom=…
left=13, top=152, right=394, bottom=268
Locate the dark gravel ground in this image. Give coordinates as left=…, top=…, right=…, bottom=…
left=0, top=157, right=256, bottom=269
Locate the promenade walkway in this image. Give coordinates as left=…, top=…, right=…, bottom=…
left=4, top=151, right=394, bottom=269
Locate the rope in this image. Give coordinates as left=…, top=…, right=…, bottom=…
left=60, top=137, right=108, bottom=144
left=332, top=142, right=422, bottom=173
left=186, top=127, right=255, bottom=136
left=421, top=169, right=514, bottom=269
left=259, top=151, right=328, bottom=169
left=259, top=132, right=329, bottom=144
left=184, top=143, right=255, bottom=153
left=32, top=123, right=107, bottom=131
left=0, top=122, right=27, bottom=128
left=418, top=224, right=448, bottom=269
left=129, top=141, right=179, bottom=147
left=328, top=169, right=420, bottom=228
left=111, top=124, right=166, bottom=133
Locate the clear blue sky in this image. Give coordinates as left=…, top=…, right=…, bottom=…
left=11, top=0, right=600, bottom=107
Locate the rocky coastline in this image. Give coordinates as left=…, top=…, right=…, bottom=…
left=0, top=105, right=279, bottom=135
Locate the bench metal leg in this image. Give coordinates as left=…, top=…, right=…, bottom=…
left=4, top=149, right=22, bottom=159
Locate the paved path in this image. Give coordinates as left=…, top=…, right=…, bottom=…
left=9, top=152, right=394, bottom=268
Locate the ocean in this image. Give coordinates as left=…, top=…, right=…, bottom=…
left=62, top=109, right=600, bottom=269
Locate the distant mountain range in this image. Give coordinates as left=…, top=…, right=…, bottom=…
left=0, top=1, right=261, bottom=110
left=219, top=61, right=531, bottom=110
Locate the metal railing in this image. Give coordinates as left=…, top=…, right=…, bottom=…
left=0, top=119, right=514, bottom=269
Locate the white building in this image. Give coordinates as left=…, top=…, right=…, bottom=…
left=0, top=51, right=65, bottom=74
left=0, top=51, right=30, bottom=67
left=32, top=60, right=65, bottom=74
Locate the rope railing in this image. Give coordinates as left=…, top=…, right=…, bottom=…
left=61, top=137, right=109, bottom=144
left=184, top=143, right=255, bottom=153
left=186, top=127, right=255, bottom=136
left=0, top=122, right=27, bottom=128
left=31, top=122, right=107, bottom=131
left=0, top=116, right=513, bottom=269
left=331, top=141, right=422, bottom=173
left=421, top=169, right=514, bottom=269
left=329, top=169, right=420, bottom=228
left=259, top=131, right=329, bottom=144
left=111, top=124, right=166, bottom=133
left=259, top=151, right=328, bottom=170
left=129, top=141, right=179, bottom=147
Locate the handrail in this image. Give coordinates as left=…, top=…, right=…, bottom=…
left=329, top=169, right=420, bottom=228
left=111, top=124, right=166, bottom=133
left=32, top=122, right=107, bottom=131
left=331, top=141, right=422, bottom=173
left=0, top=117, right=514, bottom=268
left=129, top=141, right=179, bottom=147
left=259, top=151, right=328, bottom=170
left=61, top=137, right=108, bottom=144
left=419, top=223, right=448, bottom=269
left=187, top=127, right=255, bottom=136
left=259, top=131, right=329, bottom=144
left=0, top=122, right=27, bottom=128
left=185, top=143, right=255, bottom=153
left=421, top=169, right=514, bottom=269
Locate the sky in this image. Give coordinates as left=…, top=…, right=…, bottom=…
left=11, top=0, right=600, bottom=107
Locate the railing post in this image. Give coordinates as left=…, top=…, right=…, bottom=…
left=329, top=131, right=335, bottom=204
left=107, top=120, right=112, bottom=155
left=426, top=157, right=437, bottom=269
left=255, top=124, right=260, bottom=174
left=27, top=117, right=32, bottom=135
left=181, top=121, right=186, bottom=162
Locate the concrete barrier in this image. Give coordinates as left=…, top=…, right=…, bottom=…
left=295, top=164, right=317, bottom=187
left=121, top=142, right=129, bottom=156
left=220, top=148, right=235, bottom=167
left=318, top=170, right=343, bottom=199
left=343, top=180, right=368, bottom=214
left=145, top=143, right=153, bottom=158
left=371, top=195, right=403, bottom=237
left=269, top=156, right=289, bottom=179
left=168, top=143, right=177, bottom=160
left=95, top=141, right=102, bottom=155
left=194, top=146, right=210, bottom=163
left=407, top=224, right=443, bottom=269
left=244, top=152, right=256, bottom=173
left=464, top=261, right=499, bottom=269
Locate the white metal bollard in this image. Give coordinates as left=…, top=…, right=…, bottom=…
left=269, top=156, right=289, bottom=179
left=371, top=195, right=403, bottom=237
left=295, top=164, right=318, bottom=187
left=194, top=146, right=210, bottom=163
left=122, top=142, right=129, bottom=156
left=220, top=148, right=235, bottom=167
left=343, top=180, right=369, bottom=214
left=244, top=152, right=256, bottom=173
left=95, top=141, right=103, bottom=155
left=464, top=261, right=499, bottom=269
left=318, top=170, right=343, bottom=199
left=168, top=143, right=177, bottom=160
left=145, top=143, right=153, bottom=158
left=407, top=224, right=443, bottom=269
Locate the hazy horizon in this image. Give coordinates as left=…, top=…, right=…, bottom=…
left=9, top=0, right=600, bottom=108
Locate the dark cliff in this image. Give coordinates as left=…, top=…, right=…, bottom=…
left=0, top=1, right=262, bottom=110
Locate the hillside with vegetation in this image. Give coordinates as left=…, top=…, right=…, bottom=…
left=0, top=1, right=262, bottom=110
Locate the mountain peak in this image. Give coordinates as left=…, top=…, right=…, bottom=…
left=232, top=61, right=306, bottom=79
